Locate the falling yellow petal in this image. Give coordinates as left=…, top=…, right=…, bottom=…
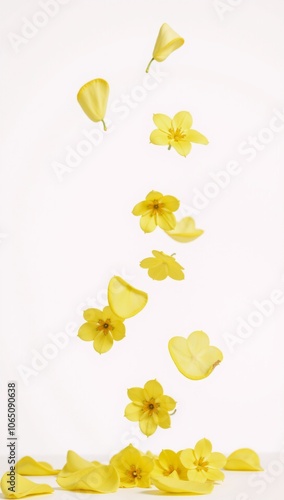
left=1, top=472, right=53, bottom=499
left=224, top=449, right=263, bottom=471
left=151, top=475, right=214, bottom=494
left=77, top=78, right=109, bottom=130
left=146, top=23, right=184, bottom=72
left=108, top=276, right=148, bottom=319
left=165, top=217, right=204, bottom=243
left=168, top=331, right=223, bottom=380
left=15, top=457, right=60, bottom=476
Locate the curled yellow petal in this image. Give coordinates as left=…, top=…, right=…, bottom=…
left=146, top=23, right=184, bottom=72
left=77, top=78, right=109, bottom=130
left=108, top=276, right=148, bottom=319
left=165, top=217, right=204, bottom=243
left=224, top=449, right=263, bottom=471
left=151, top=475, right=214, bottom=494
left=1, top=472, right=53, bottom=499
left=168, top=331, right=223, bottom=380
left=15, top=457, right=60, bottom=476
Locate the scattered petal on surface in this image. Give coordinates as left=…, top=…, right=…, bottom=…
left=151, top=475, right=214, bottom=494
left=15, top=457, right=60, bottom=476
left=1, top=472, right=53, bottom=499
left=224, top=449, right=263, bottom=471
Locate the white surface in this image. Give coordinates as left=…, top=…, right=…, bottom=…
left=1, top=0, right=284, bottom=491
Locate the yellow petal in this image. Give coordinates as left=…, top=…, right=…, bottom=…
left=156, top=211, right=176, bottom=231
left=158, top=450, right=179, bottom=471
left=206, top=468, right=225, bottom=482
left=186, top=468, right=207, bottom=483
left=158, top=395, right=176, bottom=411
left=151, top=475, right=214, bottom=494
left=132, top=200, right=150, bottom=216
left=144, top=379, right=164, bottom=399
left=15, top=457, right=60, bottom=476
left=57, top=465, right=119, bottom=493
left=168, top=331, right=223, bottom=380
left=148, top=263, right=168, bottom=281
left=172, top=111, right=193, bottom=130
left=77, top=78, right=109, bottom=127
left=167, top=261, right=184, bottom=280
left=93, top=331, right=113, bottom=354
left=187, top=129, right=209, bottom=144
left=224, top=449, right=263, bottom=471
left=1, top=472, right=53, bottom=499
left=195, top=438, right=212, bottom=460
left=108, top=276, right=148, bottom=319
left=83, top=308, right=101, bottom=322
left=124, top=403, right=142, bottom=422
left=61, top=450, right=96, bottom=473
left=140, top=213, right=157, bottom=233
left=127, top=387, right=145, bottom=402
left=140, top=257, right=158, bottom=269
left=139, top=414, right=158, bottom=437
left=150, top=129, right=169, bottom=145
left=146, top=190, right=163, bottom=201
left=165, top=217, right=204, bottom=243
left=209, top=452, right=227, bottom=469
left=77, top=322, right=96, bottom=341
left=179, top=448, right=195, bottom=469
left=171, top=139, right=192, bottom=157
left=160, top=195, right=180, bottom=212
left=152, top=23, right=184, bottom=62
left=111, top=321, right=125, bottom=341
left=152, top=113, right=172, bottom=132
left=157, top=408, right=171, bottom=429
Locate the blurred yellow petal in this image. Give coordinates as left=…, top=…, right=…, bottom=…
left=127, top=387, right=145, bottom=402
left=179, top=448, right=195, bottom=468
left=209, top=452, right=227, bottom=469
left=83, top=308, right=101, bottom=322
left=153, top=113, right=172, bottom=132
left=167, top=262, right=184, bottom=280
left=108, top=276, right=148, bottom=319
left=157, top=408, right=171, bottom=429
left=195, top=438, right=212, bottom=460
left=124, top=403, right=142, bottom=421
left=57, top=465, right=119, bottom=493
left=146, top=190, right=163, bottom=200
left=168, top=331, right=223, bottom=380
left=15, top=457, right=60, bottom=476
left=172, top=111, right=193, bottom=130
left=206, top=468, right=225, bottom=481
left=140, top=257, right=158, bottom=269
left=61, top=450, right=95, bottom=473
left=77, top=78, right=109, bottom=130
left=224, top=449, right=263, bottom=471
left=139, top=413, right=157, bottom=437
left=171, top=139, right=192, bottom=157
left=152, top=23, right=184, bottom=62
left=156, top=211, right=176, bottom=231
left=187, top=129, right=209, bottom=144
left=132, top=201, right=150, bottom=216
left=148, top=263, right=168, bottom=280
left=151, top=476, right=214, bottom=494
left=158, top=395, right=176, bottom=411
left=165, top=217, right=204, bottom=243
left=1, top=472, right=53, bottom=499
left=140, top=213, right=157, bottom=233
left=144, top=379, right=163, bottom=399
left=111, top=321, right=125, bottom=341
left=186, top=468, right=207, bottom=483
left=77, top=322, right=96, bottom=341
left=160, top=195, right=180, bottom=212
left=93, top=331, right=113, bottom=354
left=150, top=129, right=169, bottom=145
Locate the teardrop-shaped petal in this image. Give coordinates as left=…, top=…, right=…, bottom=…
left=1, top=472, right=53, bottom=499
left=77, top=78, right=109, bottom=124
left=124, top=403, right=142, bottom=422
left=93, top=331, right=113, bottom=354
left=152, top=23, right=184, bottom=62
left=172, top=111, right=193, bottom=130
left=57, top=465, right=119, bottom=493
left=165, top=217, right=204, bottom=243
left=15, top=457, right=60, bottom=475
left=224, top=449, right=263, bottom=471
left=108, top=276, right=148, bottom=319
left=151, top=475, right=214, bottom=494
left=60, top=450, right=99, bottom=474
left=195, top=438, right=212, bottom=460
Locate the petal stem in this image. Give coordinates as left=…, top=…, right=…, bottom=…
left=168, top=145, right=171, bottom=150
left=102, top=119, right=107, bottom=131
left=145, top=58, right=154, bottom=73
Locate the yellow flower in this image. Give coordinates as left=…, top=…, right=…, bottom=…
left=78, top=305, right=125, bottom=354
left=108, top=276, right=148, bottom=319
left=77, top=78, right=109, bottom=130
left=146, top=23, right=184, bottom=73
left=110, top=444, right=154, bottom=488
left=1, top=472, right=53, bottom=499
left=168, top=331, right=223, bottom=380
left=15, top=456, right=60, bottom=475
left=152, top=450, right=188, bottom=480
left=151, top=475, right=214, bottom=494
left=165, top=217, right=204, bottom=243
left=57, top=450, right=119, bottom=493
left=124, top=379, right=176, bottom=437
left=180, top=438, right=227, bottom=483
left=224, top=448, right=263, bottom=471
left=140, top=250, right=184, bottom=281
left=132, top=190, right=179, bottom=233
left=150, top=111, right=208, bottom=157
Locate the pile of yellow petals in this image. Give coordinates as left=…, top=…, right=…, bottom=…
left=169, top=330, right=223, bottom=380
left=124, top=379, right=176, bottom=436
left=77, top=78, right=109, bottom=130
left=146, top=23, right=184, bottom=73
left=224, top=448, right=263, bottom=471
left=57, top=450, right=119, bottom=493
left=140, top=250, right=184, bottom=281
left=110, top=444, right=154, bottom=488
left=166, top=216, right=204, bottom=242
left=132, top=190, right=179, bottom=233
left=150, top=111, right=208, bottom=157
left=78, top=276, right=147, bottom=354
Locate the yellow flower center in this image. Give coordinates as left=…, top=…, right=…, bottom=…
left=168, top=127, right=186, bottom=142
left=194, top=457, right=209, bottom=472
left=127, top=465, right=142, bottom=480
left=148, top=199, right=164, bottom=214
left=143, top=398, right=160, bottom=415
left=97, top=318, right=114, bottom=335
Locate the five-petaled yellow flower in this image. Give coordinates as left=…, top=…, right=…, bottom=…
left=124, top=379, right=176, bottom=436
left=152, top=449, right=188, bottom=480
left=132, top=190, right=179, bottom=233
left=140, top=250, right=184, bottom=281
left=77, top=78, right=109, bottom=130
left=180, top=438, right=227, bottom=483
left=78, top=306, right=125, bottom=354
left=150, top=111, right=208, bottom=157
left=146, top=23, right=184, bottom=73
left=110, top=445, right=154, bottom=488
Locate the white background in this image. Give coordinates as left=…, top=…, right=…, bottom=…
left=1, top=0, right=284, bottom=495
